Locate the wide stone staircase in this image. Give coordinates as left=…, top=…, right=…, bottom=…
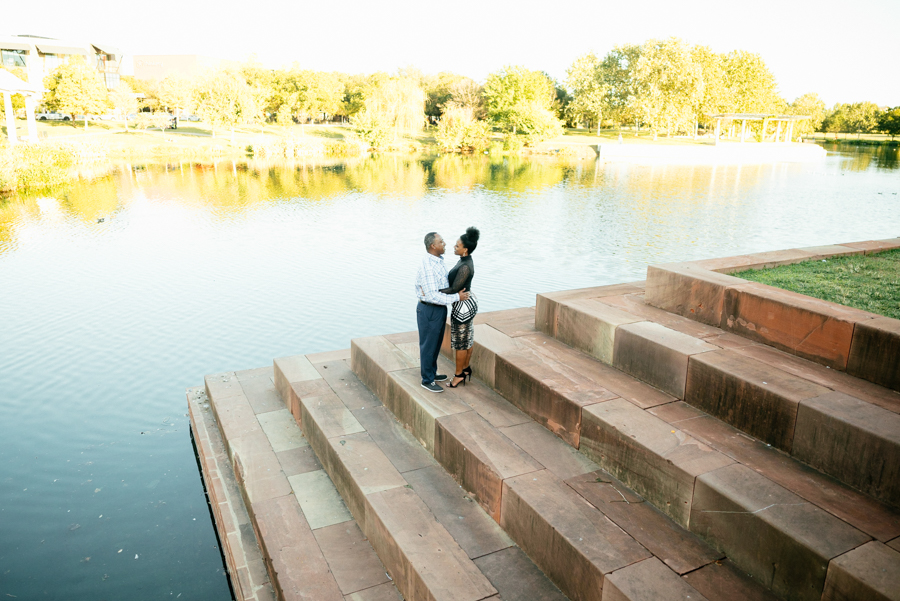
left=190, top=241, right=900, bottom=601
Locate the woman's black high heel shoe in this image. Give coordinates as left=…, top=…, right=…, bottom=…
left=462, top=366, right=473, bottom=382
left=446, top=373, right=467, bottom=388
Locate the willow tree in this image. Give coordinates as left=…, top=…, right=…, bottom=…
left=351, top=74, right=425, bottom=148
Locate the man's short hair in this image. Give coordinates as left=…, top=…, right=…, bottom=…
left=424, top=232, right=438, bottom=249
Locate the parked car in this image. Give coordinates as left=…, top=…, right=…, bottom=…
left=182, top=114, right=200, bottom=122
left=36, top=112, right=71, bottom=121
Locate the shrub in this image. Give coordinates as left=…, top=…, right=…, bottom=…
left=435, top=107, right=492, bottom=152
left=502, top=135, right=525, bottom=153
left=0, top=141, right=108, bottom=192
left=351, top=110, right=391, bottom=150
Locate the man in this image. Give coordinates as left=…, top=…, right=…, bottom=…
left=415, top=232, right=469, bottom=393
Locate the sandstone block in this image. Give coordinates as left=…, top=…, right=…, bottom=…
left=690, top=463, right=870, bottom=601
left=501, top=421, right=598, bottom=481
left=434, top=411, right=542, bottom=521
left=842, top=237, right=900, bottom=255
left=613, top=321, right=718, bottom=399
left=365, top=486, right=497, bottom=601
left=685, top=350, right=830, bottom=452
left=848, top=316, right=900, bottom=392
left=580, top=398, right=733, bottom=527
left=252, top=494, right=344, bottom=601
left=602, top=557, right=709, bottom=601
left=273, top=355, right=321, bottom=406
left=313, top=521, right=391, bottom=596
left=351, top=336, right=418, bottom=402
left=465, top=323, right=523, bottom=388
left=821, top=541, right=900, bottom=601
left=287, top=469, right=352, bottom=530
left=382, top=368, right=471, bottom=454
left=535, top=282, right=645, bottom=337
left=325, top=432, right=408, bottom=531
left=556, top=298, right=644, bottom=364
left=473, top=546, right=567, bottom=601
left=654, top=402, right=900, bottom=543
left=567, top=470, right=723, bottom=575
left=793, top=392, right=900, bottom=508
left=500, top=470, right=650, bottom=601
left=723, top=282, right=875, bottom=369
left=733, top=343, right=900, bottom=415
left=645, top=263, right=747, bottom=327
left=681, top=559, right=779, bottom=601
left=495, top=343, right=616, bottom=448
left=403, top=465, right=513, bottom=560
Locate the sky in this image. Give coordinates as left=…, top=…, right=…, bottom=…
left=5, top=0, right=899, bottom=106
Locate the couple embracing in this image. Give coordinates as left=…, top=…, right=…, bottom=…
left=414, top=227, right=480, bottom=392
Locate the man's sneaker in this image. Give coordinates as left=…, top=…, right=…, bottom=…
left=421, top=382, right=444, bottom=393
left=434, top=374, right=448, bottom=382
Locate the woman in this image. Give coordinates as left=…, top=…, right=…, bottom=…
left=440, top=226, right=480, bottom=388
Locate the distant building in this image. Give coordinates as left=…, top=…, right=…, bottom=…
left=0, top=34, right=123, bottom=89
left=133, top=55, right=236, bottom=81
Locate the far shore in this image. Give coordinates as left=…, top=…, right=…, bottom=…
left=2, top=118, right=897, bottom=193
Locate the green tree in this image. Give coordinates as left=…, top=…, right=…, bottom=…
left=723, top=50, right=780, bottom=114
left=691, top=45, right=730, bottom=131
left=193, top=69, right=259, bottom=140
left=43, top=56, right=110, bottom=129
left=156, top=75, right=194, bottom=114
left=878, top=106, right=900, bottom=140
left=446, top=78, right=485, bottom=119
left=598, top=43, right=642, bottom=128
left=787, top=93, right=827, bottom=137
left=483, top=66, right=563, bottom=143
left=120, top=75, right=159, bottom=111
left=109, top=82, right=138, bottom=129
left=632, top=37, right=703, bottom=136
left=423, top=71, right=468, bottom=119
left=566, top=52, right=607, bottom=133
left=822, top=104, right=849, bottom=139
left=844, top=101, right=881, bottom=138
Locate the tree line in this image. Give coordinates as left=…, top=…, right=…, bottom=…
left=2, top=38, right=899, bottom=149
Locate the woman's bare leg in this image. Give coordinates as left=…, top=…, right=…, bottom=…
left=455, top=349, right=467, bottom=375
left=464, top=347, right=474, bottom=371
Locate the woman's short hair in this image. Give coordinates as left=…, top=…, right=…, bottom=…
left=460, top=226, right=480, bottom=254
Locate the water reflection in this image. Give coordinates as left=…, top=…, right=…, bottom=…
left=3, top=147, right=898, bottom=254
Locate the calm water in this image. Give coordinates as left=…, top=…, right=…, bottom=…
left=1, top=144, right=898, bottom=599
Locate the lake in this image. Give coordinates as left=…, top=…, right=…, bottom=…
left=1, top=143, right=898, bottom=599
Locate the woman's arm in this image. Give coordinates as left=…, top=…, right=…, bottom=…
left=440, top=264, right=470, bottom=295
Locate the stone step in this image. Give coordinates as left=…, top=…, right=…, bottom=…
left=539, top=283, right=900, bottom=510
left=276, top=350, right=567, bottom=601
left=349, top=326, right=778, bottom=601
left=641, top=239, right=900, bottom=391
left=201, top=365, right=403, bottom=601
left=188, top=386, right=275, bottom=601
left=455, top=308, right=900, bottom=601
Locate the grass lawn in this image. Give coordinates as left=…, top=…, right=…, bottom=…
left=735, top=249, right=900, bottom=319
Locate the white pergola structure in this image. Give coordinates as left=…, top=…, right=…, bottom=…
left=708, top=113, right=810, bottom=144
left=1, top=70, right=44, bottom=145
